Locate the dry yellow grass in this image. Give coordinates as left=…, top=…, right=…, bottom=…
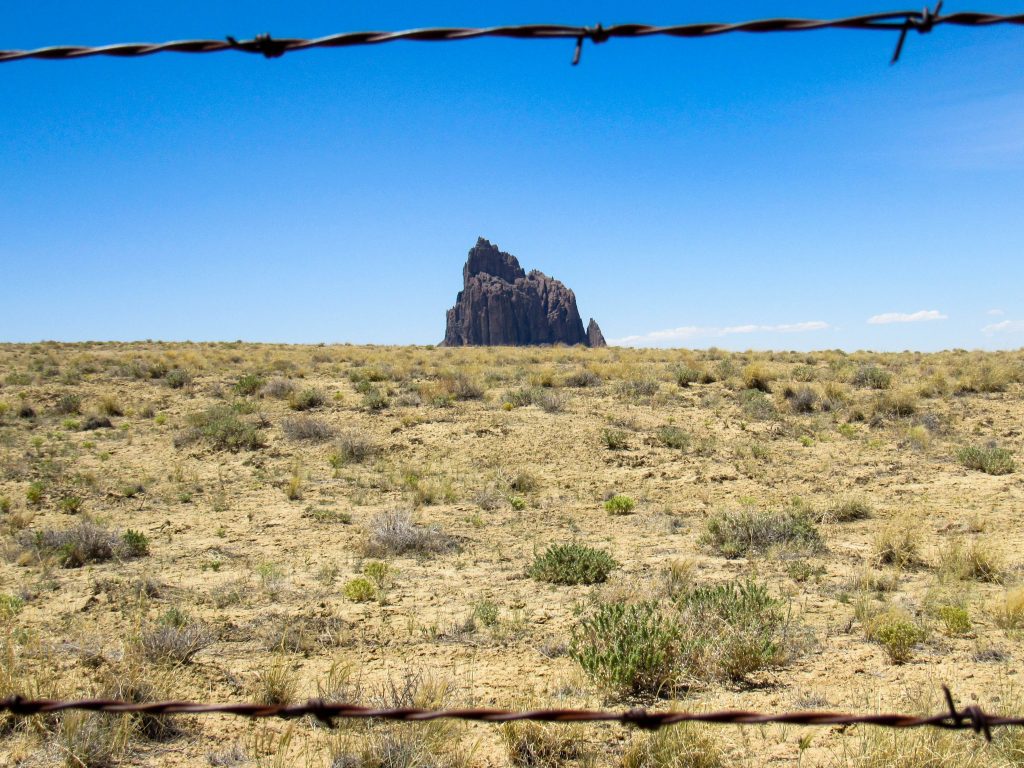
left=0, top=342, right=1022, bottom=766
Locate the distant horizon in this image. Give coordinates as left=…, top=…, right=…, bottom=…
left=2, top=338, right=1022, bottom=356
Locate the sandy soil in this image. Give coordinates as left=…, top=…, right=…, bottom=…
left=1, top=342, right=1022, bottom=767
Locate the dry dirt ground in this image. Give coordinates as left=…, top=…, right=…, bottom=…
left=2, top=342, right=1024, bottom=767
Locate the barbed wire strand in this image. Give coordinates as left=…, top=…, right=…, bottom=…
left=0, top=687, right=1015, bottom=740
left=1, top=7, right=1023, bottom=66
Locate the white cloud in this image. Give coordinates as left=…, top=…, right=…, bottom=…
left=867, top=310, right=947, bottom=325
left=982, top=320, right=1024, bottom=335
left=987, top=309, right=1006, bottom=316
left=611, top=321, right=829, bottom=346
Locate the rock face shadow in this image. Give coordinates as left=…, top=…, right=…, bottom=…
left=443, top=237, right=605, bottom=348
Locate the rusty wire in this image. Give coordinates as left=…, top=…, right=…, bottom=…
left=0, top=7, right=1023, bottom=66
left=0, top=687, right=1016, bottom=740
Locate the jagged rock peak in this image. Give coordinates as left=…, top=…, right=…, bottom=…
left=443, top=238, right=603, bottom=348
left=463, top=237, right=525, bottom=285
left=587, top=318, right=607, bottom=348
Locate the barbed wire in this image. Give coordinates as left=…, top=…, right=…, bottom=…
left=1, top=6, right=1023, bottom=66
left=0, top=687, right=1015, bottom=740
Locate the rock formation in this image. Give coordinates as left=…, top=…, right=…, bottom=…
left=443, top=238, right=605, bottom=347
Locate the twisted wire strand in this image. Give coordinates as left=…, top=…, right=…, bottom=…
left=0, top=688, right=1015, bottom=739
left=1, top=10, right=1023, bottom=63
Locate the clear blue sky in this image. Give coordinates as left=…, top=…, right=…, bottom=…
left=2, top=2, right=1023, bottom=350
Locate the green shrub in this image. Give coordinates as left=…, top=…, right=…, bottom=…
left=289, top=387, right=326, bottom=411
left=601, top=428, right=628, bottom=450
left=570, top=601, right=681, bottom=695
left=676, top=580, right=788, bottom=681
left=233, top=373, right=265, bottom=396
left=675, top=366, right=701, bottom=388
left=502, top=388, right=536, bottom=408
left=529, top=544, right=617, bottom=585
left=863, top=609, right=924, bottom=664
left=702, top=505, right=822, bottom=558
left=363, top=561, right=395, bottom=590
left=571, top=580, right=789, bottom=695
left=59, top=496, right=84, bottom=515
left=852, top=364, right=892, bottom=389
left=165, top=368, right=192, bottom=389
left=739, top=389, right=776, bottom=420
left=604, top=494, right=636, bottom=515
left=26, top=481, right=44, bottom=507
left=957, top=444, right=1014, bottom=475
left=179, top=405, right=265, bottom=452
left=0, top=593, right=25, bottom=619
left=361, top=387, right=390, bottom=411
left=121, top=482, right=145, bottom=499
left=343, top=577, right=376, bottom=603
left=121, top=529, right=150, bottom=557
left=938, top=605, right=972, bottom=636
left=55, top=393, right=82, bottom=415
left=656, top=426, right=690, bottom=450
left=473, top=599, right=500, bottom=628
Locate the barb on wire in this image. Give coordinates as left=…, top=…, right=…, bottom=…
left=0, top=9, right=1022, bottom=65
left=0, top=687, right=1019, bottom=739
left=891, top=1, right=944, bottom=63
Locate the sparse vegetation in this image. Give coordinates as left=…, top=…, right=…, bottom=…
left=874, top=520, right=922, bottom=568
left=604, top=494, right=636, bottom=515
left=363, top=510, right=458, bottom=558
left=621, top=725, right=724, bottom=768
left=22, top=521, right=149, bottom=567
left=281, top=415, right=335, bottom=442
left=656, top=425, right=690, bottom=450
left=343, top=576, right=377, bottom=602
left=859, top=605, right=925, bottom=664
left=702, top=504, right=822, bottom=558
left=178, top=404, right=265, bottom=451
left=0, top=343, right=1022, bottom=766
left=852, top=364, right=893, bottom=389
left=601, top=428, right=628, bottom=450
left=329, top=428, right=380, bottom=465
left=289, top=387, right=326, bottom=411
left=529, top=543, right=617, bottom=585
left=937, top=539, right=1004, bottom=582
left=138, top=611, right=213, bottom=664
left=957, top=443, right=1015, bottom=475
left=571, top=579, right=793, bottom=695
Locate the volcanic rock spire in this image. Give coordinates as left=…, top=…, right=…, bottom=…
left=443, top=238, right=605, bottom=347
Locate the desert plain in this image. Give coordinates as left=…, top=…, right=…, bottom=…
left=1, top=341, right=1023, bottom=767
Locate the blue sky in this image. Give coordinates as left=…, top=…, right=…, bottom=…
left=2, top=1, right=1023, bottom=350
